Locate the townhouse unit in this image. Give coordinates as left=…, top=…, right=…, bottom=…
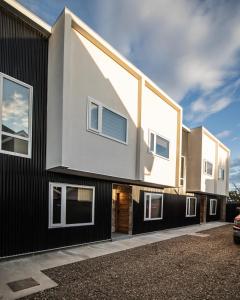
left=0, top=0, right=230, bottom=258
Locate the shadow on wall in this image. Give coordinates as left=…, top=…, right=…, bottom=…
left=70, top=30, right=155, bottom=178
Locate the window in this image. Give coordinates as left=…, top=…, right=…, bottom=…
left=149, top=131, right=170, bottom=159
left=180, top=156, right=186, bottom=186
left=144, top=193, right=163, bottom=220
left=209, top=199, right=217, bottom=215
left=218, top=167, right=225, bottom=180
left=0, top=73, right=33, bottom=158
left=186, top=197, right=197, bottom=217
left=204, top=160, right=213, bottom=176
left=88, top=98, right=127, bottom=144
left=49, top=183, right=95, bottom=228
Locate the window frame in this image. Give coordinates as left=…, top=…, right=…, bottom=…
left=0, top=73, right=33, bottom=158
left=49, top=182, right=95, bottom=228
left=209, top=198, right=217, bottom=216
left=87, top=97, right=128, bottom=145
left=186, top=196, right=197, bottom=217
left=203, top=160, right=213, bottom=176
left=148, top=130, right=170, bottom=160
left=218, top=167, right=225, bottom=180
left=144, top=192, right=163, bottom=221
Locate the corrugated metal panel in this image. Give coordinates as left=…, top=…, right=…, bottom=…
left=132, top=192, right=200, bottom=235
left=0, top=5, right=112, bottom=258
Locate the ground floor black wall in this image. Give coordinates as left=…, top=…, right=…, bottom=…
left=226, top=202, right=240, bottom=222
left=0, top=172, right=112, bottom=258
left=132, top=192, right=200, bottom=235
left=206, top=196, right=221, bottom=222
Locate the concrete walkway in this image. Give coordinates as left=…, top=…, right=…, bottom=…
left=0, top=222, right=229, bottom=299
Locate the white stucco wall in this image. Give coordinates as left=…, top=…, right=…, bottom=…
left=141, top=86, right=178, bottom=186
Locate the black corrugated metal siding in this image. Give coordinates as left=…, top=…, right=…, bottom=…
left=0, top=5, right=112, bottom=258
left=226, top=202, right=239, bottom=222
left=132, top=192, right=200, bottom=235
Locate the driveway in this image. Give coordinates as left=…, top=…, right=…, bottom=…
left=22, top=224, right=239, bottom=300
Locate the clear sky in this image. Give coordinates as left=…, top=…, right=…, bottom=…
left=17, top=0, right=240, bottom=189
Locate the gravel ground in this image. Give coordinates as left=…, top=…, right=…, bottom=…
left=23, top=225, right=239, bottom=300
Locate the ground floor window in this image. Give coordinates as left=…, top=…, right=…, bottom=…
left=209, top=199, right=217, bottom=215
left=49, top=183, right=95, bottom=228
left=144, top=193, right=163, bottom=221
left=186, top=197, right=197, bottom=217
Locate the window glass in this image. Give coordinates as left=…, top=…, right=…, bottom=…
left=150, top=132, right=155, bottom=152
left=186, top=197, right=196, bottom=217
left=102, top=107, right=127, bottom=142
left=145, top=194, right=150, bottom=219
left=66, top=187, right=93, bottom=224
left=151, top=194, right=162, bottom=219
left=180, top=156, right=185, bottom=185
left=218, top=168, right=224, bottom=180
left=2, top=78, right=30, bottom=137
left=205, top=161, right=213, bottom=175
left=156, top=135, right=169, bottom=158
left=52, top=186, right=62, bottom=224
left=90, top=102, right=99, bottom=130
left=210, top=199, right=217, bottom=215
left=1, top=135, right=28, bottom=154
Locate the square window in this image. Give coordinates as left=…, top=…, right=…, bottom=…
left=204, top=160, right=213, bottom=176
left=144, top=193, right=163, bottom=220
left=149, top=131, right=170, bottom=159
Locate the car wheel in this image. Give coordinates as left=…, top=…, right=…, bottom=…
left=233, top=236, right=240, bottom=244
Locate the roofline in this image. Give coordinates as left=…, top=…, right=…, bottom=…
left=182, top=124, right=191, bottom=133
left=66, top=7, right=182, bottom=112
left=2, top=0, right=51, bottom=36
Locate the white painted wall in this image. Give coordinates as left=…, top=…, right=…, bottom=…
left=140, top=86, right=178, bottom=186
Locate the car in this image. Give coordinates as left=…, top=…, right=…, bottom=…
left=233, top=214, right=240, bottom=244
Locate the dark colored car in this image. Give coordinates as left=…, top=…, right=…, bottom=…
left=233, top=214, right=240, bottom=244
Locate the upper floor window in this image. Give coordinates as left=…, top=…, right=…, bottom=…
left=88, top=98, right=127, bottom=144
left=209, top=199, right=217, bottom=215
left=144, top=192, right=163, bottom=221
left=49, top=182, right=95, bottom=228
left=149, top=131, right=170, bottom=159
left=0, top=73, right=32, bottom=158
left=180, top=156, right=186, bottom=186
left=204, top=160, right=213, bottom=176
left=186, top=197, right=197, bottom=217
left=218, top=167, right=225, bottom=180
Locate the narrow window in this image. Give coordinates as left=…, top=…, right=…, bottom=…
left=210, top=199, right=217, bottom=215
left=88, top=98, right=127, bottom=144
left=186, top=197, right=197, bottom=217
left=180, top=156, right=185, bottom=186
left=218, top=167, right=224, bottom=180
left=0, top=73, right=32, bottom=157
left=144, top=193, right=163, bottom=220
left=204, top=160, right=213, bottom=176
left=49, top=183, right=95, bottom=228
left=149, top=131, right=170, bottom=159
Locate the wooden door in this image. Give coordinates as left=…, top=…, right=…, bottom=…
left=115, top=192, right=129, bottom=233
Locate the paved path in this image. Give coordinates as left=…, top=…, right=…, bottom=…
left=0, top=222, right=229, bottom=299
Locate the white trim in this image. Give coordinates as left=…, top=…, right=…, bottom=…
left=180, top=156, right=186, bottom=186
left=0, top=73, right=33, bottom=158
left=186, top=197, right=197, bottom=217
left=87, top=97, right=128, bottom=145
left=144, top=192, right=163, bottom=221
left=49, top=182, right=95, bottom=228
left=148, top=129, right=170, bottom=160
left=209, top=199, right=217, bottom=216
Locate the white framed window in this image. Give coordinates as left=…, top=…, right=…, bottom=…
left=0, top=73, right=33, bottom=158
left=186, top=197, right=197, bottom=217
left=149, top=130, right=170, bottom=159
left=209, top=199, right=217, bottom=215
left=144, top=193, right=163, bottom=221
left=218, top=167, right=225, bottom=180
left=203, top=160, right=213, bottom=176
left=180, top=156, right=186, bottom=186
left=88, top=98, right=128, bottom=144
left=49, top=183, right=95, bottom=228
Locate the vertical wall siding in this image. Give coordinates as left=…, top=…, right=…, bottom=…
left=132, top=192, right=200, bottom=235
left=0, top=6, right=112, bottom=258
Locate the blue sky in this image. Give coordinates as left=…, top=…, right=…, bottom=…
left=17, top=0, right=240, bottom=188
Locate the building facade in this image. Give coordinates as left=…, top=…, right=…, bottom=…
left=0, top=0, right=230, bottom=258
